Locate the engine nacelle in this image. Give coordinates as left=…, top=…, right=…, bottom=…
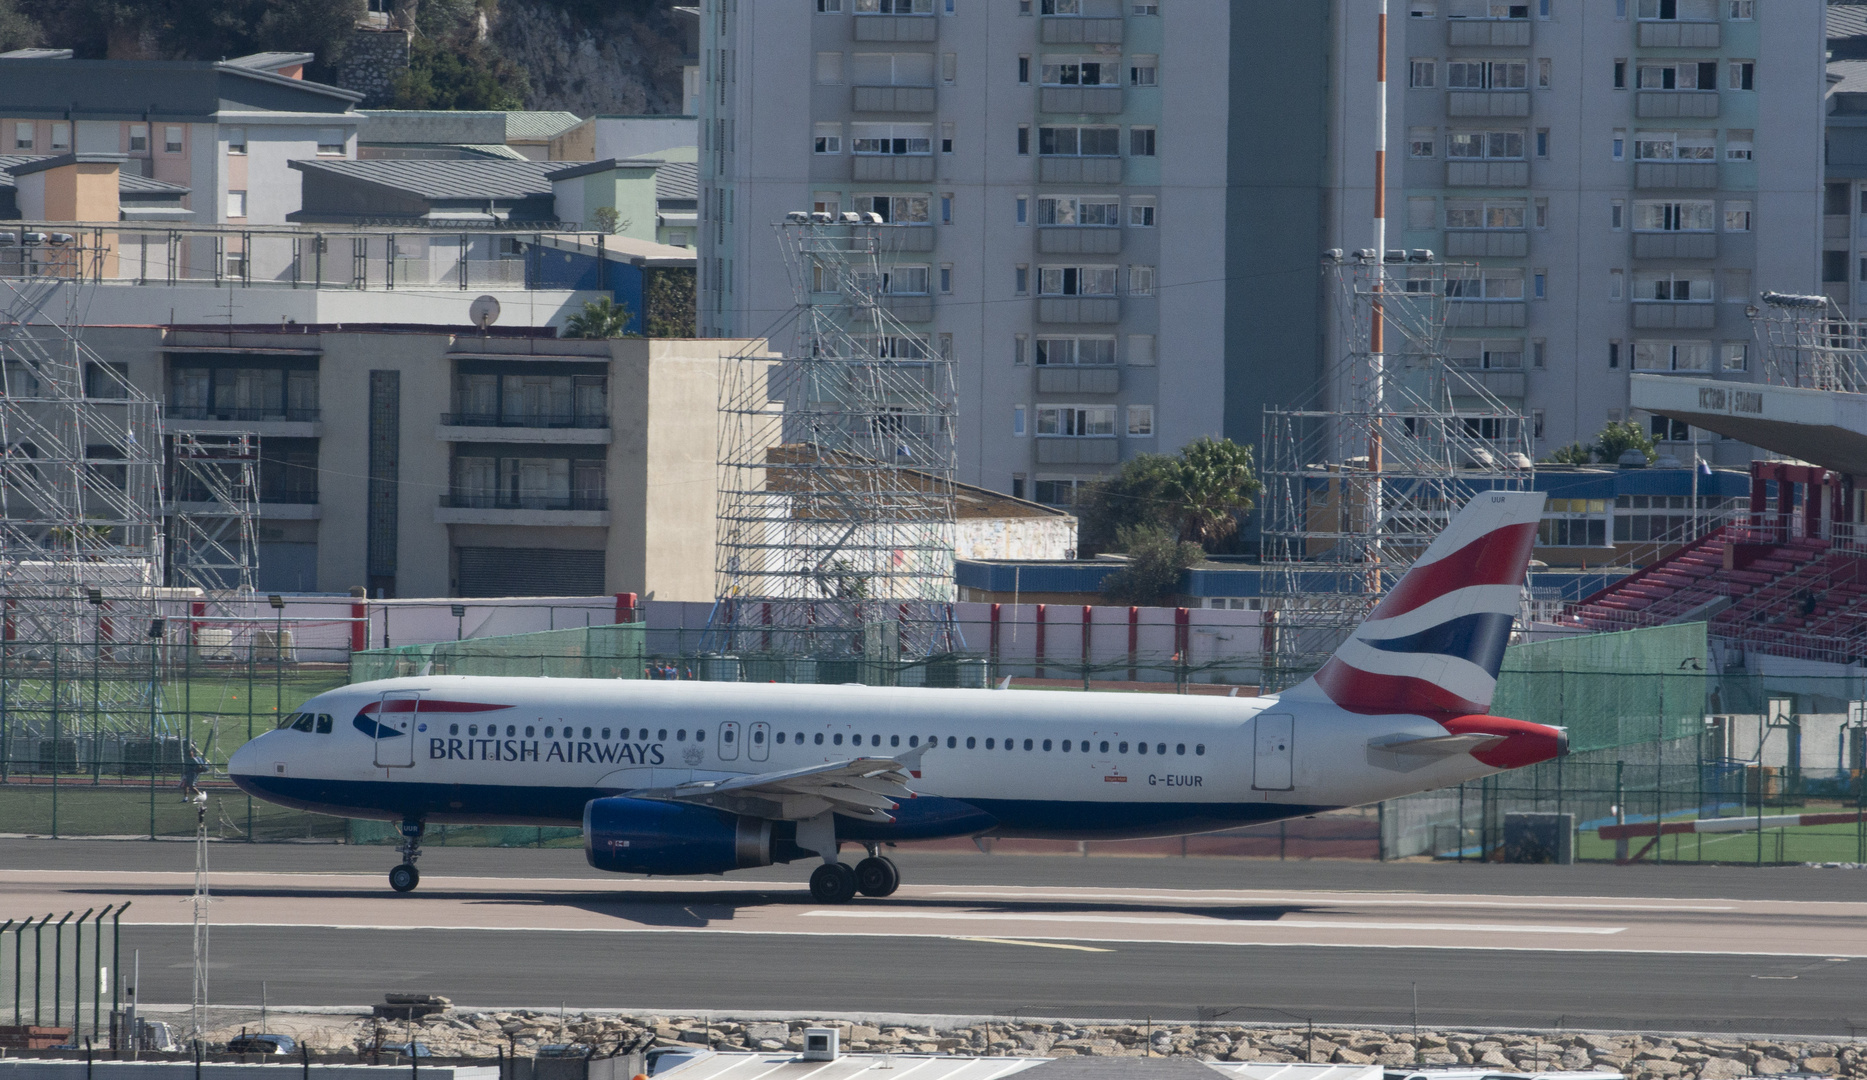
left=582, top=796, right=773, bottom=876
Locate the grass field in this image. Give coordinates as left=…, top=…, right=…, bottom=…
left=1572, top=804, right=1867, bottom=864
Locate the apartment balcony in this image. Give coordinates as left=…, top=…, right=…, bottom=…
left=882, top=295, right=935, bottom=322
left=853, top=14, right=937, bottom=41
left=1038, top=156, right=1123, bottom=184
left=1037, top=296, right=1121, bottom=324
left=1470, top=369, right=1527, bottom=399
left=1039, top=86, right=1123, bottom=114
left=165, top=406, right=322, bottom=438
left=1443, top=231, right=1528, bottom=258
left=1037, top=226, right=1123, bottom=255
left=1445, top=300, right=1527, bottom=328
left=1826, top=215, right=1853, bottom=240
left=1634, top=162, right=1718, bottom=189
left=882, top=225, right=937, bottom=253
left=1035, top=438, right=1120, bottom=465
left=1447, top=91, right=1531, bottom=118
left=1632, top=232, right=1718, bottom=259
left=1036, top=366, right=1120, bottom=394
left=1632, top=302, right=1716, bottom=329
left=1446, top=18, right=1531, bottom=47
left=436, top=493, right=611, bottom=528
left=1637, top=20, right=1720, bottom=48
left=1445, top=160, right=1529, bottom=187
left=851, top=85, right=937, bottom=113
left=852, top=155, right=937, bottom=182
left=1040, top=17, right=1123, bottom=44
left=1636, top=91, right=1719, bottom=119
left=437, top=413, right=612, bottom=445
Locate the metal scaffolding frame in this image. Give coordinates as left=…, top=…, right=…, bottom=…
left=710, top=214, right=960, bottom=666
left=168, top=431, right=260, bottom=598
left=1748, top=290, right=1867, bottom=393
left=1257, top=255, right=1534, bottom=691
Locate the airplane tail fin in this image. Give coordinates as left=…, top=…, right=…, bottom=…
left=1283, top=490, right=1546, bottom=716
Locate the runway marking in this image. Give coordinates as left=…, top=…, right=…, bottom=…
left=956, top=937, right=1114, bottom=953
left=799, top=910, right=1626, bottom=935
left=929, top=890, right=1734, bottom=913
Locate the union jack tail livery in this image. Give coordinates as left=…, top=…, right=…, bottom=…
left=1286, top=491, right=1547, bottom=719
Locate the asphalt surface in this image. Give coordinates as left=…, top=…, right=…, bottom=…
left=7, top=840, right=1867, bottom=1035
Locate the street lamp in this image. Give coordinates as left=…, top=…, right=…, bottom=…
left=451, top=604, right=466, bottom=641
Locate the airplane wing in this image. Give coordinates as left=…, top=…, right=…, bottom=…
left=624, top=750, right=927, bottom=823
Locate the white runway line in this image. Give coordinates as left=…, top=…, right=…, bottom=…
left=801, top=910, right=1627, bottom=935
left=928, top=889, right=1733, bottom=912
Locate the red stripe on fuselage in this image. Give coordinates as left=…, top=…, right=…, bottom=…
left=1370, top=522, right=1537, bottom=620
left=357, top=700, right=513, bottom=715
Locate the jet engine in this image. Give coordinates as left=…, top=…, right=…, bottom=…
left=583, top=796, right=774, bottom=875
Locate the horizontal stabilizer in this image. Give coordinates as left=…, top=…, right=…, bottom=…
left=1368, top=732, right=1507, bottom=757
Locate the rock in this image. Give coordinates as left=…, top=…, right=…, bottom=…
left=1479, top=1051, right=1515, bottom=1068
left=849, top=1026, right=881, bottom=1041
left=1755, top=1060, right=1796, bottom=1075
left=1698, top=1059, right=1751, bottom=1080
left=1642, top=1048, right=1681, bottom=1062
left=1805, top=1059, right=1843, bottom=1075
left=1225, top=1047, right=1262, bottom=1062
left=1334, top=1050, right=1375, bottom=1064
left=1420, top=1052, right=1459, bottom=1066
left=1642, top=1061, right=1687, bottom=1077
left=757, top=1040, right=784, bottom=1052
left=1017, top=1033, right=1055, bottom=1053
left=744, top=1024, right=786, bottom=1043
left=678, top=1029, right=711, bottom=1045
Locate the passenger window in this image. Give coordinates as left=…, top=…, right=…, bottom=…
left=1062, top=740, right=1071, bottom=751
left=583, top=727, right=593, bottom=739
left=600, top=728, right=610, bottom=740
left=891, top=734, right=900, bottom=747
left=724, top=728, right=736, bottom=743
left=695, top=729, right=705, bottom=742
left=469, top=725, right=479, bottom=737
left=796, top=732, right=804, bottom=744
left=948, top=736, right=958, bottom=748
left=658, top=728, right=668, bottom=740
left=676, top=730, right=687, bottom=741
left=449, top=723, right=459, bottom=735
left=965, top=736, right=974, bottom=748
left=1100, top=740, right=1110, bottom=753
left=1156, top=743, right=1166, bottom=755
left=834, top=734, right=844, bottom=745
left=776, top=732, right=786, bottom=744
left=526, top=726, right=535, bottom=737
left=985, top=738, right=995, bottom=749
left=1023, top=738, right=1033, bottom=750
left=1138, top=742, right=1148, bottom=755
left=1081, top=741, right=1090, bottom=752
left=1119, top=742, right=1129, bottom=753
left=1196, top=744, right=1205, bottom=755
left=1042, top=739, right=1052, bottom=751
left=815, top=732, right=824, bottom=745
left=1176, top=743, right=1186, bottom=755
left=545, top=726, right=554, bottom=737
left=316, top=715, right=333, bottom=734
left=908, top=735, right=918, bottom=747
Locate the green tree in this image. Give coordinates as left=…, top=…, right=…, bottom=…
left=1099, top=525, right=1204, bottom=607
left=1161, top=436, right=1262, bottom=550
left=1541, top=442, right=1594, bottom=465
left=1594, top=420, right=1656, bottom=466
left=22, top=0, right=365, bottom=72
left=392, top=33, right=528, bottom=109
left=561, top=296, right=636, bottom=339
left=1073, top=453, right=1177, bottom=557
left=644, top=267, right=694, bottom=338
left=0, top=0, right=41, bottom=51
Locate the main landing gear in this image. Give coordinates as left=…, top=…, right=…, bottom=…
left=807, top=845, right=900, bottom=903
left=389, top=818, right=424, bottom=893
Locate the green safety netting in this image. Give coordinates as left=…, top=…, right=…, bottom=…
left=1492, top=622, right=1709, bottom=753
left=348, top=623, right=647, bottom=683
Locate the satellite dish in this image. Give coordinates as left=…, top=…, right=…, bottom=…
left=469, top=295, right=501, bottom=330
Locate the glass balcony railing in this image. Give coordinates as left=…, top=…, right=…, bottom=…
left=440, top=412, right=608, bottom=429
left=441, top=493, right=608, bottom=512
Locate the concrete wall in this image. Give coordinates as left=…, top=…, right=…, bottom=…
left=593, top=116, right=700, bottom=161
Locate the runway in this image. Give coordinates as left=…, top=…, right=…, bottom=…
left=5, top=841, right=1867, bottom=1035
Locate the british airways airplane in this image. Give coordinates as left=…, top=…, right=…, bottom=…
left=230, top=492, right=1563, bottom=902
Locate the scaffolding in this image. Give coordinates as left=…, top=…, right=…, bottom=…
left=168, top=431, right=260, bottom=598
left=1748, top=290, right=1867, bottom=393
left=1257, top=255, right=1534, bottom=691
left=0, top=232, right=173, bottom=779
left=710, top=213, right=960, bottom=669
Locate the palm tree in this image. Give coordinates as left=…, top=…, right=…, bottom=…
left=561, top=297, right=636, bottom=339
left=1161, top=436, right=1262, bottom=548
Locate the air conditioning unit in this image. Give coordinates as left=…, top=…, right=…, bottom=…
left=802, top=1029, right=838, bottom=1062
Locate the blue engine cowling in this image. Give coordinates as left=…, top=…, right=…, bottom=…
left=583, top=796, right=774, bottom=876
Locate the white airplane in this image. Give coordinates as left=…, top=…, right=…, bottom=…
left=230, top=491, right=1562, bottom=902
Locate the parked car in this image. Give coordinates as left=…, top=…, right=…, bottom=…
left=228, top=1034, right=297, bottom=1055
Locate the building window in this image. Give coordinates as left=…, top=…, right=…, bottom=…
left=50, top=122, right=69, bottom=151
left=860, top=193, right=930, bottom=222
left=1445, top=198, right=1526, bottom=230
left=1408, top=127, right=1436, bottom=158
left=1722, top=343, right=1747, bottom=371
left=942, top=52, right=957, bottom=82
left=1610, top=269, right=1625, bottom=300
left=941, top=122, right=955, bottom=153
left=1537, top=58, right=1551, bottom=87
left=1038, top=194, right=1119, bottom=225
left=316, top=130, right=345, bottom=156
left=1534, top=197, right=1548, bottom=228
left=1534, top=270, right=1546, bottom=299
left=1635, top=129, right=1715, bottom=162
left=941, top=193, right=953, bottom=223
left=1535, top=129, right=1549, bottom=157
left=1613, top=60, right=1626, bottom=89
left=1409, top=59, right=1436, bottom=88
left=1132, top=1, right=1158, bottom=12
left=1033, top=478, right=1088, bottom=505
left=1725, top=130, right=1753, bottom=161
left=1728, top=61, right=1754, bottom=91
left=856, top=0, right=933, bottom=11
left=1042, top=56, right=1121, bottom=87
left=1609, top=340, right=1621, bottom=368
left=1036, top=405, right=1116, bottom=437
left=1633, top=342, right=1713, bottom=373
left=1637, top=61, right=1718, bottom=91
left=1633, top=270, right=1713, bottom=302
left=1532, top=339, right=1547, bottom=369
left=1036, top=337, right=1116, bottom=366
left=1633, top=199, right=1714, bottom=232
left=1127, top=405, right=1154, bottom=437
left=1015, top=265, right=1029, bottom=294
left=813, top=123, right=843, bottom=153
left=1017, top=124, right=1030, bottom=155
left=1532, top=409, right=1546, bottom=440
left=1038, top=264, right=1117, bottom=296
left=1130, top=55, right=1157, bottom=86
left=1611, top=199, right=1625, bottom=230
left=1014, top=333, right=1028, bottom=364
left=1447, top=339, right=1525, bottom=371
left=1612, top=128, right=1625, bottom=160
left=1129, top=126, right=1156, bottom=157
left=1018, top=54, right=1030, bottom=84
left=817, top=0, right=843, bottom=10
left=1012, top=474, right=1027, bottom=499
left=128, top=124, right=147, bottom=152
left=1728, top=0, right=1752, bottom=18
left=1446, top=129, right=1524, bottom=160
left=12, top=122, right=28, bottom=151
left=1720, top=268, right=1750, bottom=303
left=1038, top=125, right=1119, bottom=157
left=852, top=122, right=933, bottom=155
left=1016, top=195, right=1029, bottom=224
left=816, top=52, right=844, bottom=84
left=1128, top=334, right=1155, bottom=366
left=1724, top=200, right=1751, bottom=231
left=227, top=190, right=247, bottom=218
left=939, top=264, right=953, bottom=293
left=1446, top=266, right=1524, bottom=301
left=1013, top=405, right=1027, bottom=436
left=226, top=128, right=247, bottom=155
left=1637, top=0, right=1717, bottom=18
left=1447, top=60, right=1526, bottom=90
left=1410, top=0, right=1436, bottom=15
left=1128, top=197, right=1155, bottom=227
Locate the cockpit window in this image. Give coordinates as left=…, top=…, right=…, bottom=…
left=277, top=712, right=300, bottom=730
left=290, top=713, right=315, bottom=733
left=315, top=714, right=333, bottom=734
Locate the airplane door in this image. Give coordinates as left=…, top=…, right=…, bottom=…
left=373, top=692, right=419, bottom=769
left=1253, top=713, right=1294, bottom=791
left=718, top=720, right=741, bottom=761
left=748, top=721, right=770, bottom=762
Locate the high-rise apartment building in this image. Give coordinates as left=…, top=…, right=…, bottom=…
left=704, top=0, right=1823, bottom=505
left=1334, top=0, right=1823, bottom=468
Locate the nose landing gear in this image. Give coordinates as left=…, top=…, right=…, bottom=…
left=389, top=818, right=424, bottom=893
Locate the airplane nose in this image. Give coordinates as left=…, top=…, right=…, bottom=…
left=227, top=735, right=261, bottom=777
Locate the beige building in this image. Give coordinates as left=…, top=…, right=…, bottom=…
left=85, top=326, right=771, bottom=601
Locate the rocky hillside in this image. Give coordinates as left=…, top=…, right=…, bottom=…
left=494, top=0, right=687, bottom=116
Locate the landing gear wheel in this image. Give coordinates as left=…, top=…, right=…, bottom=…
left=389, top=862, right=420, bottom=893
left=809, top=862, right=858, bottom=903
left=854, top=855, right=900, bottom=897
